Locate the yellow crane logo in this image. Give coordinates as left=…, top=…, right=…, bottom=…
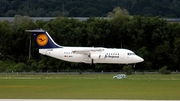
left=36, top=34, right=48, bottom=46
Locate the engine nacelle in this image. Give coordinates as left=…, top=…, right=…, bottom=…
left=90, top=54, right=105, bottom=59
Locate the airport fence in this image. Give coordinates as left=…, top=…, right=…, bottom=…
left=0, top=70, right=179, bottom=75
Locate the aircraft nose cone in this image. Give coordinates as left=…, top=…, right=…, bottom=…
left=134, top=56, right=144, bottom=63
left=139, top=57, right=144, bottom=62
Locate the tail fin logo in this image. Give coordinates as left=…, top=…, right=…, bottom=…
left=36, top=34, right=48, bottom=46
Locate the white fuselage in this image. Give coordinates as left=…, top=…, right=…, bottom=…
left=39, top=47, right=144, bottom=64
left=25, top=29, right=144, bottom=64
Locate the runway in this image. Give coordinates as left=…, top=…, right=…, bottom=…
left=0, top=99, right=179, bottom=101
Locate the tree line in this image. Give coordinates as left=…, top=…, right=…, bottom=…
left=0, top=10, right=180, bottom=72
left=1, top=0, right=180, bottom=17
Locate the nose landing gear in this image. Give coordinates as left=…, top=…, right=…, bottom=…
left=133, top=63, right=136, bottom=68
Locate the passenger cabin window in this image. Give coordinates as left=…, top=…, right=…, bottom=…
left=127, top=53, right=135, bottom=55
left=64, top=52, right=72, bottom=54
left=105, top=53, right=119, bottom=55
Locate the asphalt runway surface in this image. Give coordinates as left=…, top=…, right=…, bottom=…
left=0, top=99, right=179, bottom=101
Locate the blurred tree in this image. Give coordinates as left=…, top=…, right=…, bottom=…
left=0, top=21, right=13, bottom=60
left=1, top=14, right=180, bottom=72
left=123, top=65, right=133, bottom=75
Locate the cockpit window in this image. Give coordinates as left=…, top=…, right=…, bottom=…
left=127, top=53, right=135, bottom=55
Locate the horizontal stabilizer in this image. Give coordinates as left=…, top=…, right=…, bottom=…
left=25, top=29, right=46, bottom=33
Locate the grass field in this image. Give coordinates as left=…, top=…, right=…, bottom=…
left=0, top=73, right=180, bottom=100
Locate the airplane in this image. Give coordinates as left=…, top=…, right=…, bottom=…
left=26, top=29, right=144, bottom=64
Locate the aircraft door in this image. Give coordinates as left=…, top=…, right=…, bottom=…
left=120, top=53, right=123, bottom=58
left=59, top=50, right=63, bottom=57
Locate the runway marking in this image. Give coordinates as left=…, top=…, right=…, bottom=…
left=0, top=99, right=178, bottom=101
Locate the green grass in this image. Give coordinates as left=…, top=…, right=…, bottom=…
left=0, top=73, right=180, bottom=100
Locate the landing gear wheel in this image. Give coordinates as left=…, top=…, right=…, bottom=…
left=133, top=64, right=136, bottom=68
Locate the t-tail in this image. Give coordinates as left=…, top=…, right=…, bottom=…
left=26, top=29, right=62, bottom=49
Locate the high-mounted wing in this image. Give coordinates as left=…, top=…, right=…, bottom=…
left=72, top=48, right=105, bottom=54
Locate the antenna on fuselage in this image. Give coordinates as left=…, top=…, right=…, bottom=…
left=121, top=41, right=123, bottom=48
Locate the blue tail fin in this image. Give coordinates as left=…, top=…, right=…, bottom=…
left=26, top=29, right=62, bottom=49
